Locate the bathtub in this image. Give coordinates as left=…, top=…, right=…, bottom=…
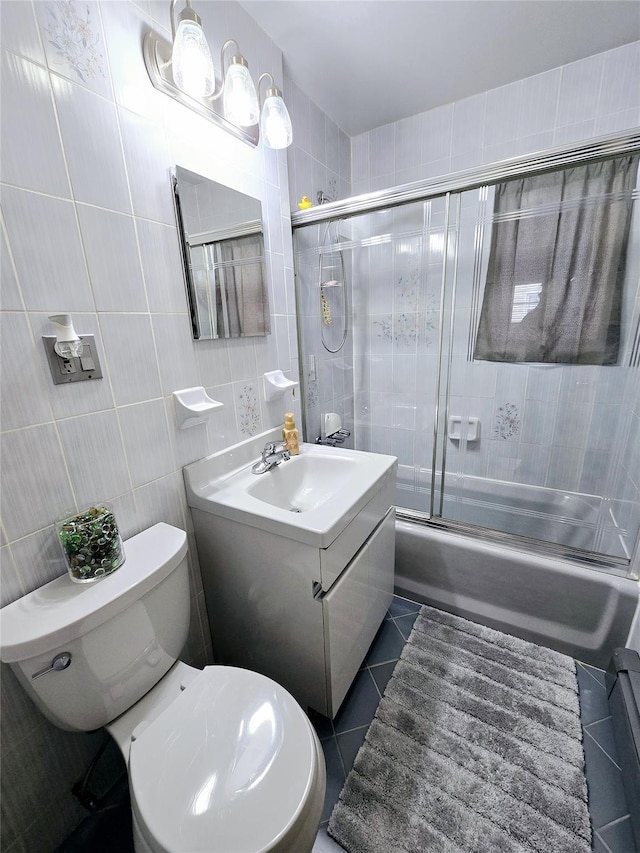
left=394, top=518, right=638, bottom=669
left=394, top=462, right=633, bottom=559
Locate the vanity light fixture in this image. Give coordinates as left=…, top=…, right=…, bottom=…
left=258, top=73, right=293, bottom=149
left=143, top=0, right=292, bottom=148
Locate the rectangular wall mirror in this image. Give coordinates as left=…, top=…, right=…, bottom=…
left=173, top=166, right=270, bottom=340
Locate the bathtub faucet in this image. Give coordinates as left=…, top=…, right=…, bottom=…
left=316, top=429, right=350, bottom=447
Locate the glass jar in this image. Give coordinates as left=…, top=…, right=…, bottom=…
left=56, top=505, right=125, bottom=583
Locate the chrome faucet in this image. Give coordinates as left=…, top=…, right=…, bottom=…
left=251, top=441, right=291, bottom=474
left=316, top=428, right=350, bottom=447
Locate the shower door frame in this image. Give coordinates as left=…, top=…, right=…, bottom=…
left=292, top=129, right=640, bottom=580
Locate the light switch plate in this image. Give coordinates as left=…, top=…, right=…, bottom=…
left=42, top=335, right=103, bottom=385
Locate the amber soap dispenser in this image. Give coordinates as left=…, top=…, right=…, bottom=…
left=282, top=412, right=300, bottom=455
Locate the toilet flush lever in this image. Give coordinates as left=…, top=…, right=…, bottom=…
left=31, top=652, right=72, bottom=679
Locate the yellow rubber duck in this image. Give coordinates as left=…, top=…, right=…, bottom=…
left=298, top=195, right=313, bottom=210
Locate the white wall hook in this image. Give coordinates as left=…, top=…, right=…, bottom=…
left=173, top=387, right=223, bottom=429
left=263, top=370, right=298, bottom=402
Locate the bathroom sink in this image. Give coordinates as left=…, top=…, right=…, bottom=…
left=247, top=453, right=357, bottom=512
left=184, top=428, right=397, bottom=548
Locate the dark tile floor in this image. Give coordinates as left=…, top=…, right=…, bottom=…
left=59, top=594, right=636, bottom=853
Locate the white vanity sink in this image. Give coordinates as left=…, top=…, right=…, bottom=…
left=184, top=427, right=397, bottom=718
left=184, top=428, right=396, bottom=548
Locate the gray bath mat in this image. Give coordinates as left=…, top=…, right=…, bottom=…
left=328, top=605, right=591, bottom=852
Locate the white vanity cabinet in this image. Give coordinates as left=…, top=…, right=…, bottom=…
left=186, top=436, right=397, bottom=718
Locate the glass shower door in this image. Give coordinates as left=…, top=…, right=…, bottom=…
left=438, top=170, right=640, bottom=563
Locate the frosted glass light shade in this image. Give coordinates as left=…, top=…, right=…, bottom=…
left=223, top=60, right=259, bottom=126
left=261, top=94, right=293, bottom=149
left=172, top=18, right=215, bottom=98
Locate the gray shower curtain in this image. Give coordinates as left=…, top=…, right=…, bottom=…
left=474, top=154, right=638, bottom=364
left=213, top=233, right=270, bottom=337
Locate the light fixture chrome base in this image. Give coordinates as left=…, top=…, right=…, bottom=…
left=143, top=30, right=259, bottom=147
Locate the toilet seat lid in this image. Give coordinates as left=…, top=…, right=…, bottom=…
left=129, top=666, right=317, bottom=853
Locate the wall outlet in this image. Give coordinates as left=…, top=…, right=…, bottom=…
left=42, top=335, right=103, bottom=385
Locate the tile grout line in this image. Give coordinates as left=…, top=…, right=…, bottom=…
left=583, top=727, right=623, bottom=772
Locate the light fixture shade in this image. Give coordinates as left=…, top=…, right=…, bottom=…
left=172, top=17, right=215, bottom=99
left=223, top=58, right=260, bottom=126
left=261, top=93, right=293, bottom=149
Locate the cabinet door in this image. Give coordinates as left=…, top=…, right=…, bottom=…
left=323, top=509, right=395, bottom=716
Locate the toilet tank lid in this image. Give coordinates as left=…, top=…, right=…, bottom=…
left=0, top=523, right=188, bottom=664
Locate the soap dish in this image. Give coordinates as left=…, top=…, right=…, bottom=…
left=172, top=387, right=223, bottom=429
left=263, top=370, right=298, bottom=402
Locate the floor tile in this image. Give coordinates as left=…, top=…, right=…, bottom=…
left=312, top=826, right=345, bottom=851
left=582, top=728, right=630, bottom=829
left=308, top=708, right=334, bottom=740
left=369, top=660, right=397, bottom=696
left=598, top=816, right=638, bottom=853
left=364, top=618, right=406, bottom=666
left=387, top=595, right=422, bottom=618
left=333, top=669, right=381, bottom=734
left=394, top=611, right=419, bottom=639
left=586, top=717, right=621, bottom=768
left=336, top=725, right=368, bottom=774
left=320, top=736, right=346, bottom=823
left=577, top=662, right=611, bottom=725
left=592, top=831, right=611, bottom=852
left=580, top=662, right=608, bottom=689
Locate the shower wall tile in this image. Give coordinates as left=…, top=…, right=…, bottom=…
left=118, top=107, right=175, bottom=225
left=0, top=311, right=53, bottom=431
left=0, top=51, right=70, bottom=197
left=99, top=312, right=162, bottom=405
left=451, top=93, right=486, bottom=158
left=580, top=451, right=614, bottom=496
left=34, top=0, right=112, bottom=100
left=421, top=104, right=453, bottom=164
left=58, top=410, right=132, bottom=505
left=483, top=81, right=522, bottom=149
left=517, top=69, right=561, bottom=138
left=8, top=525, right=67, bottom=594
left=136, top=219, right=185, bottom=313
left=553, top=120, right=596, bottom=147
left=118, top=399, right=175, bottom=488
left=77, top=204, right=148, bottom=312
left=546, top=445, right=585, bottom=492
left=595, top=107, right=640, bottom=136
left=0, top=545, right=24, bottom=609
left=151, top=313, right=200, bottom=394
left=52, top=76, right=131, bottom=213
left=99, top=0, right=164, bottom=124
left=1, top=423, right=75, bottom=541
left=599, top=41, right=640, bottom=115
left=556, top=52, right=604, bottom=130
left=2, top=187, right=94, bottom=312
left=0, top=0, right=43, bottom=64
left=0, top=228, right=22, bottom=311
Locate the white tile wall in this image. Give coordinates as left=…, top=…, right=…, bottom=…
left=0, top=2, right=298, bottom=850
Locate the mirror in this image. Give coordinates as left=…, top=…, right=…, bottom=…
left=173, top=166, right=270, bottom=340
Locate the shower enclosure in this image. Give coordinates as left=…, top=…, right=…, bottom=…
left=293, top=132, right=640, bottom=579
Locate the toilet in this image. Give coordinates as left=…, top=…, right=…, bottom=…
left=0, top=522, right=326, bottom=853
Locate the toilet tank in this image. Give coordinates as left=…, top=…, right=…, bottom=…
left=0, top=523, right=190, bottom=732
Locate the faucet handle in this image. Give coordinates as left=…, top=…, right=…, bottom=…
left=262, top=440, right=289, bottom=458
